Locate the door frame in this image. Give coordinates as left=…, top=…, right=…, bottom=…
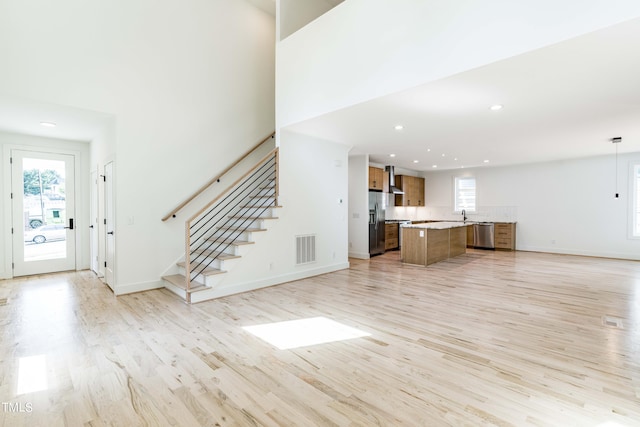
left=2, top=143, right=89, bottom=279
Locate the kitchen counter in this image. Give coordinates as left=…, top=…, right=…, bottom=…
left=403, top=221, right=469, bottom=230
left=401, top=222, right=467, bottom=266
left=410, top=219, right=517, bottom=224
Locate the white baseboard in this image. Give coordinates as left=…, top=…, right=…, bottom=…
left=348, top=251, right=370, bottom=259
left=516, top=245, right=640, bottom=261
left=190, top=262, right=350, bottom=303
left=114, top=279, right=165, bottom=296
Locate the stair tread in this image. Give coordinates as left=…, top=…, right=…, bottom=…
left=162, top=274, right=210, bottom=293
left=216, top=226, right=267, bottom=232
left=240, top=204, right=282, bottom=209
left=176, top=262, right=227, bottom=276
left=228, top=216, right=279, bottom=220
left=191, top=249, right=242, bottom=259
left=204, top=239, right=255, bottom=246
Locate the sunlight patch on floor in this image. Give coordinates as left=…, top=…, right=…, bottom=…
left=243, top=316, right=371, bottom=350
left=17, top=354, right=48, bottom=395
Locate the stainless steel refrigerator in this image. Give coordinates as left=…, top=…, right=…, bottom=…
left=369, top=191, right=385, bottom=256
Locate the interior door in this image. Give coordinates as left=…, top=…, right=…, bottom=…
left=104, top=161, right=115, bottom=290
left=11, top=150, right=76, bottom=276
left=90, top=169, right=99, bottom=275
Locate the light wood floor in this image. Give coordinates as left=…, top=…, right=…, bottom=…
left=1, top=249, right=639, bottom=426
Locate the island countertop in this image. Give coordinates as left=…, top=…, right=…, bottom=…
left=402, top=221, right=470, bottom=230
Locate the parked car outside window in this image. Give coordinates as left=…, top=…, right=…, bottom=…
left=24, top=224, right=66, bottom=244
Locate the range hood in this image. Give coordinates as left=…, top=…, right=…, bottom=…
left=385, top=166, right=404, bottom=194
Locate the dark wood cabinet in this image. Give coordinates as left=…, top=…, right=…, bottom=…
left=494, top=223, right=516, bottom=250
left=385, top=223, right=399, bottom=250
left=368, top=166, right=384, bottom=190
left=394, top=175, right=425, bottom=206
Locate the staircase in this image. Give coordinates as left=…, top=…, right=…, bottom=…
left=161, top=134, right=279, bottom=303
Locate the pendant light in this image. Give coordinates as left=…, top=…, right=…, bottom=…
left=612, top=137, right=621, bottom=198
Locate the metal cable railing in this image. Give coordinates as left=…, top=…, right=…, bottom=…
left=184, top=148, right=279, bottom=291
left=189, top=158, right=275, bottom=248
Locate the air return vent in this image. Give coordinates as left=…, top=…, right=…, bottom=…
left=296, top=234, right=316, bottom=265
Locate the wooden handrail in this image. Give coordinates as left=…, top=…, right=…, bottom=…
left=162, top=131, right=275, bottom=221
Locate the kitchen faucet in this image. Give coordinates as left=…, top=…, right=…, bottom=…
left=462, top=209, right=467, bottom=222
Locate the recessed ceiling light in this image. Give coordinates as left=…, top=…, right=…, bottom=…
left=441, top=153, right=446, bottom=157
left=483, top=159, right=490, bottom=163
left=489, top=104, right=503, bottom=111
left=394, top=125, right=404, bottom=130
left=389, top=153, right=396, bottom=157
left=454, top=157, right=458, bottom=161
left=413, top=160, right=419, bottom=163
left=432, top=165, right=438, bottom=168
left=40, top=121, right=57, bottom=127
left=427, top=148, right=431, bottom=152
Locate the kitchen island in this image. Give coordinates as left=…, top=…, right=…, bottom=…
left=401, top=222, right=468, bottom=266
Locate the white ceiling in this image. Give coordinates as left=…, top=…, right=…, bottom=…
left=246, top=0, right=344, bottom=17
left=246, top=0, right=276, bottom=16
left=0, top=94, right=112, bottom=143
left=286, top=17, right=640, bottom=171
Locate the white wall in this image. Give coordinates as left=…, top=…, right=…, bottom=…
left=277, top=131, right=350, bottom=271
left=0, top=132, right=91, bottom=279
left=199, top=130, right=350, bottom=298
left=348, top=154, right=369, bottom=259
left=0, top=1, right=275, bottom=292
left=419, top=153, right=640, bottom=260
left=277, top=0, right=640, bottom=128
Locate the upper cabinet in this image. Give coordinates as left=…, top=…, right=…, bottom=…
left=368, top=166, right=384, bottom=191
left=394, top=175, right=425, bottom=206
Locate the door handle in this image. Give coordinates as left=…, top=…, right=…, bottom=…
left=64, top=218, right=74, bottom=230
left=107, top=231, right=114, bottom=235
left=89, top=225, right=94, bottom=229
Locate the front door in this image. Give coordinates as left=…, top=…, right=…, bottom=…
left=11, top=150, right=76, bottom=276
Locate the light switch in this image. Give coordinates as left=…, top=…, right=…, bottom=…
left=419, top=230, right=424, bottom=237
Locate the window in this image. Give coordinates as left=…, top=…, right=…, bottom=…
left=633, top=164, right=640, bottom=237
left=454, top=176, right=476, bottom=212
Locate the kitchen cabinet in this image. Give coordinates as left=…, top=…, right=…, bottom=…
left=494, top=222, right=516, bottom=250
left=394, top=175, right=425, bottom=206
left=401, top=224, right=466, bottom=266
left=383, top=170, right=390, bottom=193
left=385, top=223, right=399, bottom=250
left=369, top=166, right=384, bottom=191
left=466, top=225, right=474, bottom=247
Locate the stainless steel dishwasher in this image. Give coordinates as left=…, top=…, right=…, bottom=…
left=473, top=222, right=495, bottom=249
